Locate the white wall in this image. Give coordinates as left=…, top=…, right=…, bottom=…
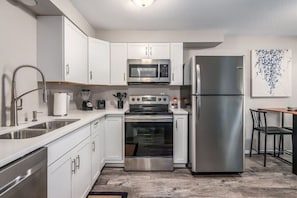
left=185, top=35, right=297, bottom=150
left=0, top=0, right=39, bottom=126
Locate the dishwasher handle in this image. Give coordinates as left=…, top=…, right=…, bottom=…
left=0, top=160, right=44, bottom=196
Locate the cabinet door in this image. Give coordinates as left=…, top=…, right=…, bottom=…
left=48, top=153, right=72, bottom=198
left=127, top=43, right=148, bottom=59
left=149, top=43, right=170, bottom=59
left=64, top=18, right=88, bottom=84
left=170, top=43, right=183, bottom=85
left=98, top=119, right=105, bottom=170
left=173, top=115, right=188, bottom=164
left=72, top=138, right=92, bottom=198
left=88, top=38, right=110, bottom=85
left=91, top=129, right=100, bottom=184
left=105, top=116, right=123, bottom=163
left=110, top=43, right=127, bottom=85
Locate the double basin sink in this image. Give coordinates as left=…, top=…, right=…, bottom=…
left=0, top=119, right=80, bottom=139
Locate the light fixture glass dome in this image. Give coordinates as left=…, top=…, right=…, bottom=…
left=131, top=0, right=155, bottom=8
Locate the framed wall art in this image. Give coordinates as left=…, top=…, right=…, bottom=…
left=251, top=49, right=292, bottom=97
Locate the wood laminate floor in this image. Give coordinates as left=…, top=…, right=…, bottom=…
left=91, top=155, right=297, bottom=198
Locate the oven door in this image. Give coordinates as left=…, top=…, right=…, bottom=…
left=125, top=115, right=173, bottom=171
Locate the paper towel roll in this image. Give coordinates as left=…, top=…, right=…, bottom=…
left=53, top=93, right=67, bottom=116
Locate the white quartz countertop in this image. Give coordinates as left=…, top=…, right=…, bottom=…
left=0, top=108, right=187, bottom=168
left=0, top=109, right=125, bottom=167
left=170, top=108, right=189, bottom=115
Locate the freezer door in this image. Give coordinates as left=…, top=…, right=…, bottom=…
left=191, top=95, right=243, bottom=173
left=195, top=56, right=243, bottom=95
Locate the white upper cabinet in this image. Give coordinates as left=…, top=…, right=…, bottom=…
left=170, top=43, right=183, bottom=85
left=88, top=37, right=110, bottom=85
left=37, top=16, right=88, bottom=84
left=127, top=43, right=170, bottom=59
left=110, top=43, right=128, bottom=85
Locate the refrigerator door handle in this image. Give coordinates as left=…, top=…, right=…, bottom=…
left=196, top=64, right=201, bottom=119
left=197, top=96, right=201, bottom=120
left=196, top=64, right=201, bottom=94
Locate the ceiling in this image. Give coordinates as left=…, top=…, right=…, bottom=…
left=70, top=0, right=297, bottom=36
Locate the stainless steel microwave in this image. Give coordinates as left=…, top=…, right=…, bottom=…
left=127, top=59, right=170, bottom=84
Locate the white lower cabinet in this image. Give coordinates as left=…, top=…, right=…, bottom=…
left=72, top=138, right=92, bottom=198
left=48, top=154, right=72, bottom=198
left=173, top=114, right=188, bottom=164
left=104, top=115, right=124, bottom=163
left=47, top=125, right=92, bottom=198
left=91, top=118, right=105, bottom=184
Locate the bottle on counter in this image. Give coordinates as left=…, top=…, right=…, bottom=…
left=171, top=97, right=178, bottom=109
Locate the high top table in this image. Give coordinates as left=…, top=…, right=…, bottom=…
left=259, top=108, right=296, bottom=174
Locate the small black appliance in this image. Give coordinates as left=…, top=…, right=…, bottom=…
left=80, top=89, right=93, bottom=111
left=96, top=100, right=106, bottom=109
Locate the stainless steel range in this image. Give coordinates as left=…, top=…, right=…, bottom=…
left=125, top=95, right=173, bottom=171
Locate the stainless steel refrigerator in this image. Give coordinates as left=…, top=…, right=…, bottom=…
left=181, top=56, right=244, bottom=173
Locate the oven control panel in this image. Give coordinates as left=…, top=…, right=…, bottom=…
left=129, top=95, right=169, bottom=105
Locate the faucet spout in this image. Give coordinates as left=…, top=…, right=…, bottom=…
left=10, top=65, right=47, bottom=126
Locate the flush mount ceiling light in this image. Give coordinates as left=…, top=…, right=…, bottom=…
left=131, top=0, right=155, bottom=8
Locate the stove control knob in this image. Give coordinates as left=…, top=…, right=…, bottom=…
left=137, top=98, right=140, bottom=101
left=131, top=98, right=135, bottom=101
left=158, top=98, right=162, bottom=101
left=163, top=98, right=167, bottom=101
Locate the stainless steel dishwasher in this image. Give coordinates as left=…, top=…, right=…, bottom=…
left=0, top=147, right=47, bottom=198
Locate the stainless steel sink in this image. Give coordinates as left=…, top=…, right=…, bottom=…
left=28, top=119, right=80, bottom=130
left=0, top=119, right=80, bottom=139
left=0, top=129, right=47, bottom=139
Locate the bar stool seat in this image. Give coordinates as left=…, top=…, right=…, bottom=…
left=249, top=109, right=292, bottom=167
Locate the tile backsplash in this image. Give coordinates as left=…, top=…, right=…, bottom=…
left=42, top=83, right=181, bottom=115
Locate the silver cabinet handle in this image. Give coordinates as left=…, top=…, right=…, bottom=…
left=76, top=155, right=80, bottom=170
left=93, top=121, right=98, bottom=127
left=90, top=71, right=93, bottom=80
left=123, top=73, right=126, bottom=81
left=150, top=46, right=152, bottom=56
left=145, top=46, right=148, bottom=56
left=92, top=141, right=95, bottom=152
left=71, top=159, right=76, bottom=174
left=66, top=64, right=70, bottom=75
left=172, top=73, right=175, bottom=81
left=176, top=120, right=178, bottom=129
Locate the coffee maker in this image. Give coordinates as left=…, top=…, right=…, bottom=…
left=80, top=89, right=93, bottom=110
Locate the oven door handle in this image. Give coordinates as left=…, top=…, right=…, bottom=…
left=125, top=116, right=173, bottom=123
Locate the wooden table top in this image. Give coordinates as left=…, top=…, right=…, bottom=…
left=259, top=108, right=297, bottom=115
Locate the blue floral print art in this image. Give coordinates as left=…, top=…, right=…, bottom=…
left=254, top=49, right=288, bottom=95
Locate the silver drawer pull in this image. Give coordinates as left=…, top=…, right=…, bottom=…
left=71, top=159, right=76, bottom=174
left=76, top=155, right=80, bottom=170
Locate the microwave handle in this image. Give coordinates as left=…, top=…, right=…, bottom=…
left=123, top=72, right=126, bottom=81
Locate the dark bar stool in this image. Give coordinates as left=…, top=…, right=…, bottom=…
left=249, top=109, right=292, bottom=167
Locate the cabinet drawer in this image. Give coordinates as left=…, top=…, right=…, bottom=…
left=91, top=117, right=104, bottom=135
left=47, top=124, right=91, bottom=165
